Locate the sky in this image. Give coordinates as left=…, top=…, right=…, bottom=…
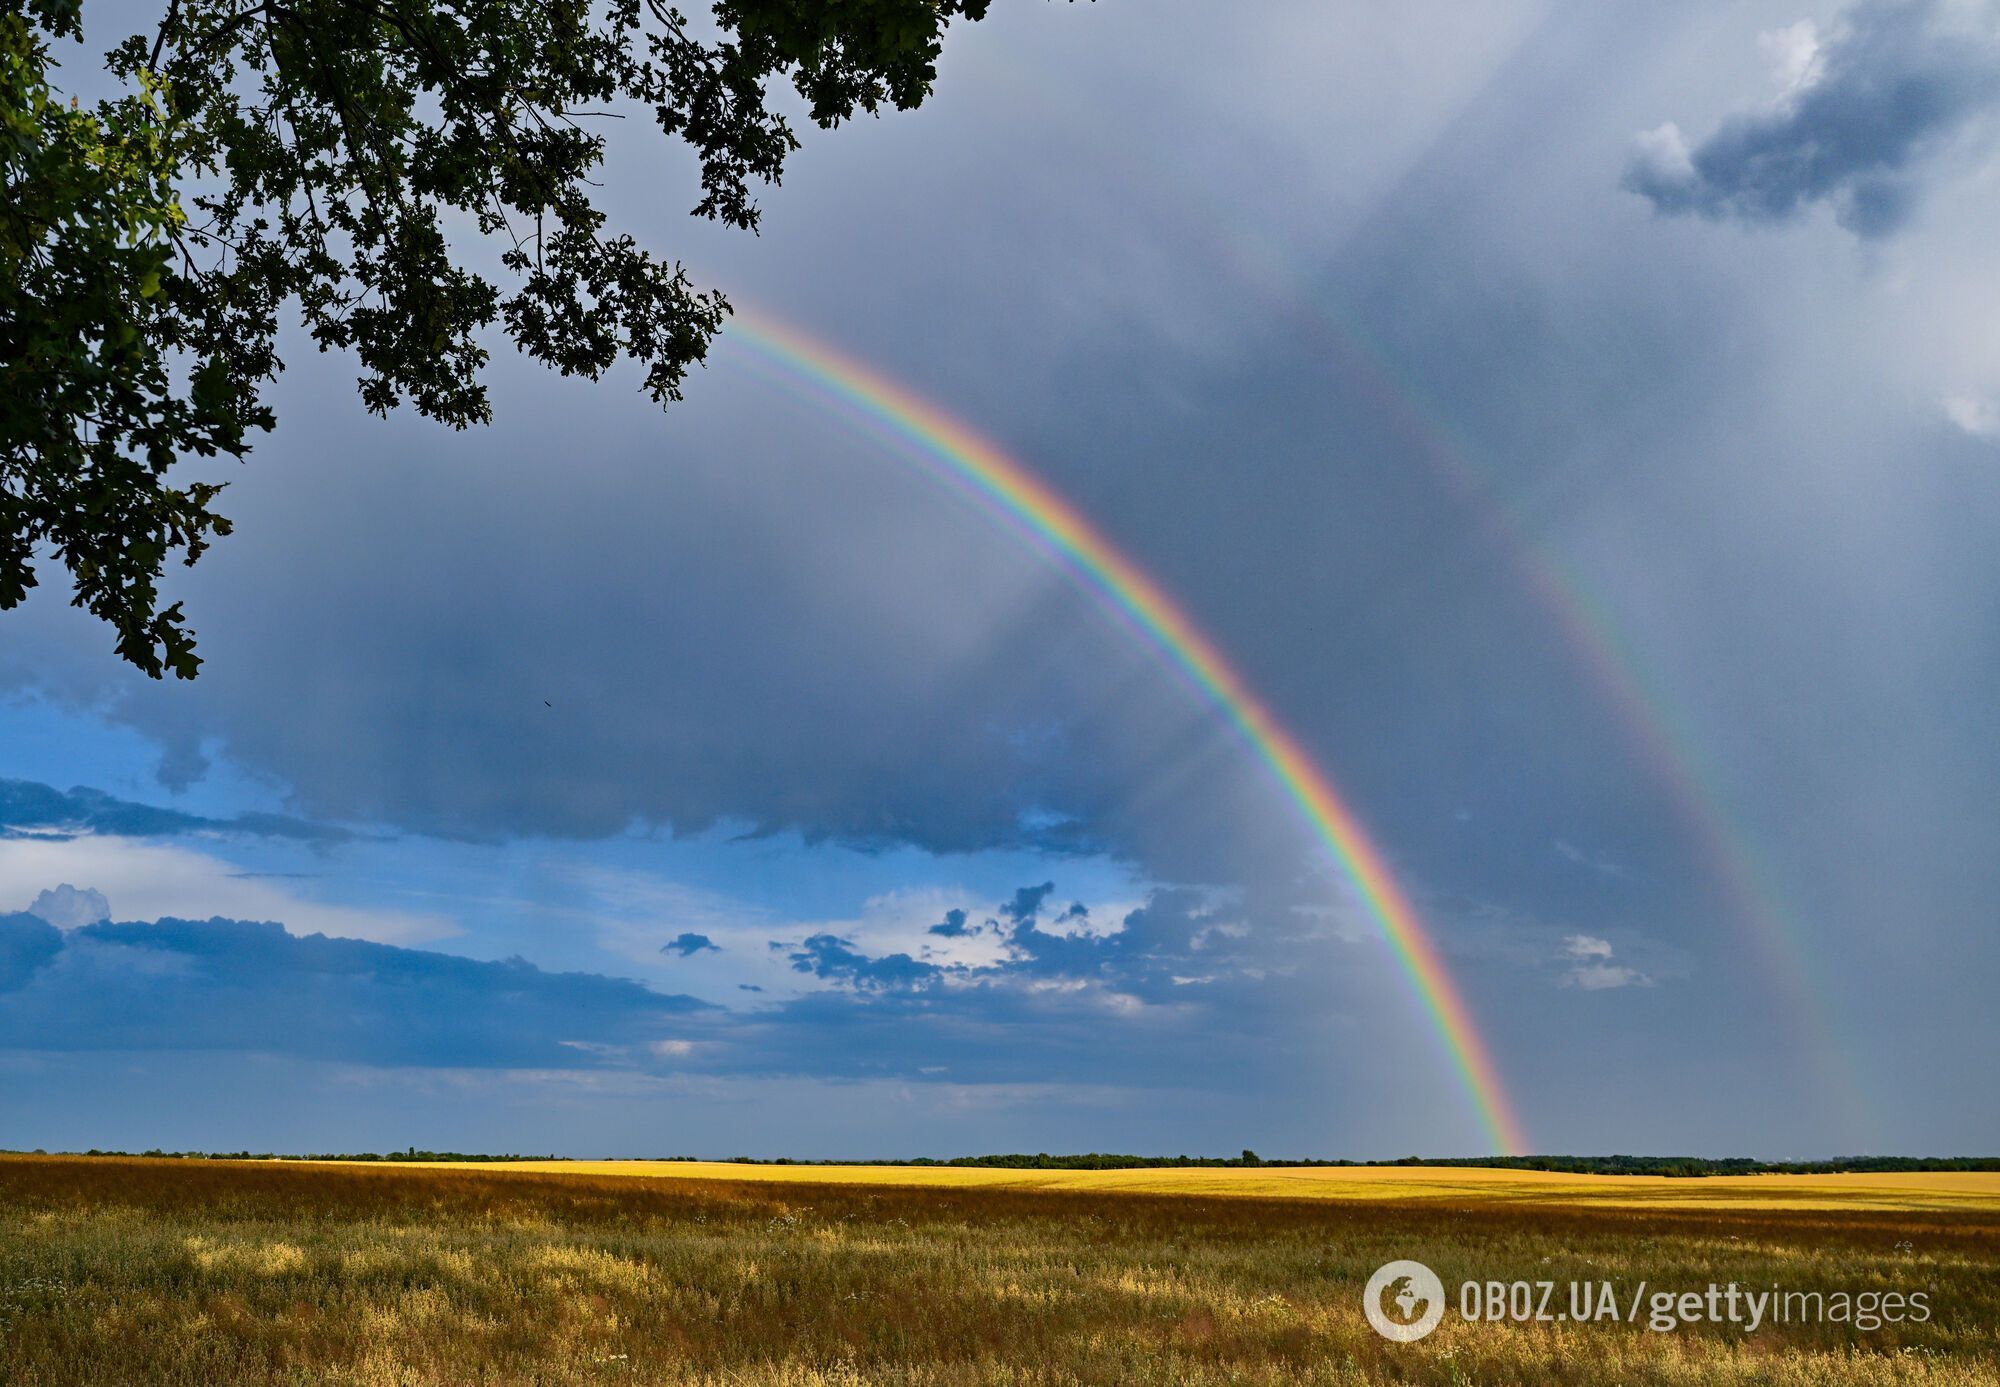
left=6, top=0, right=1999, bottom=1159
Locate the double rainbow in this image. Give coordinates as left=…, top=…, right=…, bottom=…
left=727, top=311, right=1528, bottom=1157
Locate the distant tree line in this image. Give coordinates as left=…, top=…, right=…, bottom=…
left=16, top=1148, right=2000, bottom=1176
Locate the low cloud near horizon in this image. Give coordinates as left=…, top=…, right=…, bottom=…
left=0, top=882, right=1334, bottom=1092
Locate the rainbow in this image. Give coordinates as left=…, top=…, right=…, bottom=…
left=725, top=309, right=1529, bottom=1157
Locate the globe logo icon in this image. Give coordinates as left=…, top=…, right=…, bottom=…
left=1362, top=1259, right=1447, bottom=1342
left=1390, top=1277, right=1425, bottom=1321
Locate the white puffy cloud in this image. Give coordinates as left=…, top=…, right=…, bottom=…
left=1559, top=934, right=1650, bottom=990
left=25, top=883, right=110, bottom=930
left=1567, top=962, right=1650, bottom=991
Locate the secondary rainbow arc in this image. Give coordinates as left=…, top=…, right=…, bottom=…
left=725, top=309, right=1529, bottom=1157
left=1110, top=172, right=1865, bottom=1134
left=943, top=92, right=1865, bottom=1137
left=1286, top=305, right=1867, bottom=1138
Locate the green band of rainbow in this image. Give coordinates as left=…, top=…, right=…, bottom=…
left=727, top=310, right=1528, bottom=1157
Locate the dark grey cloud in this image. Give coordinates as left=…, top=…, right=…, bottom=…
left=0, top=914, right=64, bottom=990
left=2, top=364, right=1215, bottom=865
left=997, top=886, right=1220, bottom=990
left=779, top=885, right=1241, bottom=1002
left=0, top=914, right=707, bottom=1068
left=926, top=907, right=972, bottom=938
left=1624, top=0, right=2000, bottom=238
left=998, top=882, right=1057, bottom=924
left=662, top=931, right=720, bottom=957
left=783, top=934, right=942, bottom=989
left=0, top=778, right=352, bottom=845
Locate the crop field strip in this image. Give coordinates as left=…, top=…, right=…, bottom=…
left=1, top=1154, right=1995, bottom=1385
left=352, top=1159, right=2000, bottom=1213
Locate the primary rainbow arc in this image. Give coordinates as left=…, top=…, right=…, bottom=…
left=727, top=310, right=1528, bottom=1157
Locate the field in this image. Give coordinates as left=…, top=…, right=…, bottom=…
left=0, top=1155, right=1995, bottom=1385
left=388, top=1159, right=2000, bottom=1212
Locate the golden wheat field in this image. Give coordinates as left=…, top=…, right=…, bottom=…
left=380, top=1158, right=2000, bottom=1212
left=1, top=1153, right=1995, bottom=1386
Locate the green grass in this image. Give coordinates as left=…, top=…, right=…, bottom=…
left=0, top=1154, right=1994, bottom=1385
